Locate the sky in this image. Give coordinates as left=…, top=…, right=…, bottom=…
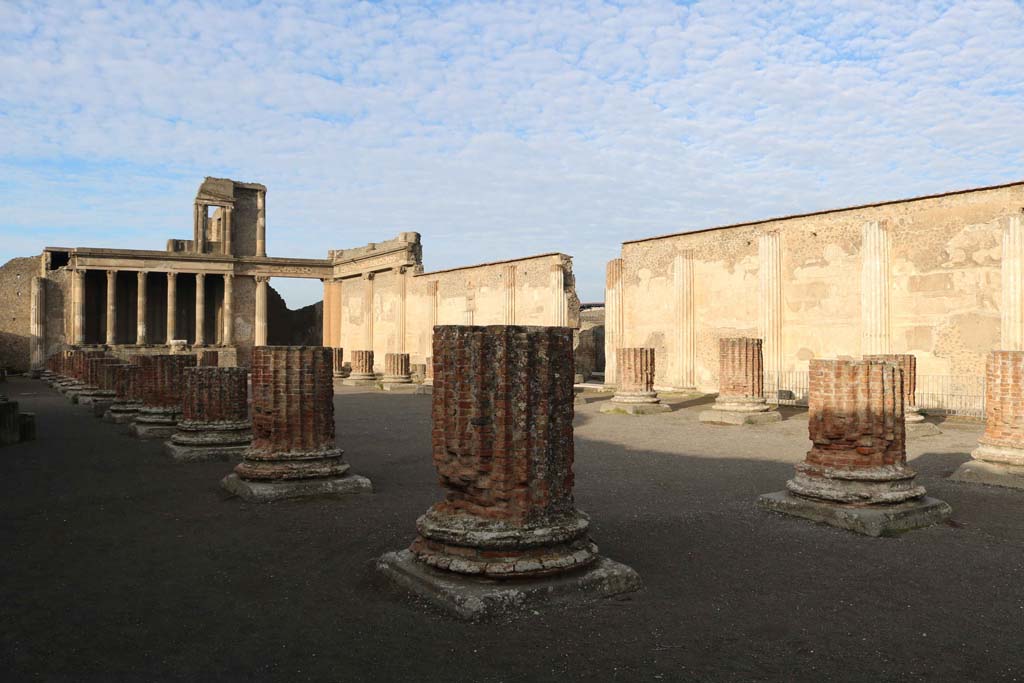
left=1, top=0, right=1023, bottom=308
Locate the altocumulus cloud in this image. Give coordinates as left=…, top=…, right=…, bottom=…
left=1, top=0, right=1022, bottom=305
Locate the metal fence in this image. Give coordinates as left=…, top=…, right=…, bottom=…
left=763, top=371, right=985, bottom=418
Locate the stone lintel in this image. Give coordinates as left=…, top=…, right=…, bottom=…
left=377, top=549, right=642, bottom=621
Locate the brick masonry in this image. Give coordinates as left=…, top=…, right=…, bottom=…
left=181, top=367, right=249, bottom=423
left=973, top=350, right=1024, bottom=463
left=718, top=337, right=764, bottom=400
left=199, top=350, right=220, bottom=367
left=332, top=347, right=345, bottom=377
left=865, top=353, right=921, bottom=419
left=383, top=352, right=411, bottom=382
left=616, top=347, right=655, bottom=395
left=786, top=358, right=926, bottom=504
left=350, top=349, right=374, bottom=377
left=409, top=325, right=599, bottom=577
left=137, top=354, right=198, bottom=409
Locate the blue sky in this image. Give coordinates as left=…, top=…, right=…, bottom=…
left=1, top=0, right=1022, bottom=307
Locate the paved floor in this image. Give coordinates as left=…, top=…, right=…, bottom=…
left=1, top=377, right=1022, bottom=681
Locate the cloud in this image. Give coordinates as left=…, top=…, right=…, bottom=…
left=0, top=0, right=1022, bottom=306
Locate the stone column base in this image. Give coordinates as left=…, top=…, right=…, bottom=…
left=220, top=472, right=372, bottom=502
left=950, top=459, right=1024, bottom=489
left=129, top=407, right=182, bottom=439
left=342, top=375, right=378, bottom=387
left=377, top=549, right=642, bottom=621
left=382, top=381, right=417, bottom=392
left=699, top=409, right=782, bottom=425
left=757, top=491, right=951, bottom=537
left=77, top=388, right=112, bottom=406
left=104, top=402, right=141, bottom=424
left=907, top=421, right=942, bottom=438
left=600, top=400, right=670, bottom=415
left=91, top=399, right=116, bottom=418
left=414, top=384, right=433, bottom=396
left=164, top=421, right=252, bottom=462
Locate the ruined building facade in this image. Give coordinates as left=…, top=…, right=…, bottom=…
left=0, top=177, right=578, bottom=373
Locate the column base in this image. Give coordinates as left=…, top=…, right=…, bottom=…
left=600, top=400, right=670, bottom=415
left=699, top=409, right=782, bottom=425
left=76, top=388, right=112, bottom=406
left=757, top=491, right=951, bottom=537
left=220, top=472, right=373, bottom=502
left=164, top=421, right=251, bottom=462
left=103, top=407, right=139, bottom=424
left=129, top=408, right=182, bottom=440
left=91, top=399, right=116, bottom=418
left=381, top=381, right=418, bottom=392
left=414, top=384, right=433, bottom=396
left=342, top=375, right=378, bottom=387
left=907, top=421, right=942, bottom=438
left=164, top=441, right=250, bottom=463
left=950, top=457, right=1024, bottom=490
left=377, top=549, right=642, bottom=621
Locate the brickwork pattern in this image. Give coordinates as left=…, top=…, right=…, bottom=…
left=332, top=347, right=344, bottom=376
left=718, top=337, right=764, bottom=399
left=182, top=367, right=249, bottom=423
left=111, top=364, right=142, bottom=402
left=409, top=325, right=597, bottom=577
left=616, top=347, right=656, bottom=394
left=978, top=350, right=1024, bottom=450
left=200, top=350, right=220, bottom=367
left=86, top=357, right=121, bottom=388
left=351, top=349, right=374, bottom=375
left=384, top=352, right=410, bottom=377
left=137, top=354, right=198, bottom=408
left=99, top=362, right=125, bottom=391
left=233, top=346, right=346, bottom=481
left=865, top=353, right=917, bottom=407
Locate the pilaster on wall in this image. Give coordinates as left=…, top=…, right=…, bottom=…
left=363, top=272, right=375, bottom=349
left=605, top=258, right=624, bottom=386
left=503, top=265, right=516, bottom=325
left=758, top=232, right=783, bottom=377
left=1001, top=215, right=1024, bottom=350
left=335, top=279, right=344, bottom=348
left=396, top=267, right=407, bottom=353
left=550, top=263, right=567, bottom=327
left=673, top=251, right=695, bottom=388
left=860, top=219, right=892, bottom=355
left=29, top=276, right=44, bottom=373
left=321, top=279, right=335, bottom=347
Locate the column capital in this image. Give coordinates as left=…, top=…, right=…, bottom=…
left=167, top=271, right=177, bottom=282
left=255, top=275, right=270, bottom=284
left=224, top=272, right=234, bottom=282
left=195, top=272, right=206, bottom=282
left=363, top=271, right=376, bottom=281
left=106, top=269, right=118, bottom=277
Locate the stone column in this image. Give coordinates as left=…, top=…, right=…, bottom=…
left=363, top=272, right=375, bottom=350
left=503, top=264, right=516, bottom=324
left=673, top=251, right=695, bottom=390
left=254, top=276, right=268, bottom=346
left=378, top=325, right=640, bottom=620
left=103, top=363, right=142, bottom=424
left=256, top=190, right=267, bottom=257
left=601, top=348, right=669, bottom=415
left=864, top=353, right=939, bottom=437
left=396, top=268, right=407, bottom=354
left=72, top=269, right=86, bottom=345
left=105, top=270, right=117, bottom=345
left=758, top=358, right=950, bottom=536
left=550, top=262, right=567, bottom=327
left=604, top=259, right=624, bottom=387
left=221, top=346, right=371, bottom=501
left=196, top=203, right=207, bottom=254
left=700, top=338, right=781, bottom=425
left=332, top=347, right=346, bottom=379
left=952, top=350, right=1024, bottom=488
left=1000, top=215, right=1024, bottom=350
left=860, top=220, right=891, bottom=355
left=321, top=279, right=333, bottom=347
left=335, top=279, right=344, bottom=351
left=758, top=231, right=783, bottom=381
left=29, top=276, right=45, bottom=377
left=344, top=349, right=375, bottom=386
left=166, top=272, right=178, bottom=343
left=129, top=354, right=198, bottom=439
left=424, top=356, right=434, bottom=386
left=382, top=352, right=412, bottom=388
left=136, top=271, right=147, bottom=345
left=223, top=207, right=233, bottom=256
left=194, top=273, right=206, bottom=346
left=165, top=367, right=252, bottom=462
left=222, top=274, right=234, bottom=345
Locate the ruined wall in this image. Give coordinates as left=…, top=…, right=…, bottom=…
left=334, top=253, right=577, bottom=372
left=615, top=183, right=1023, bottom=392
left=0, top=257, right=38, bottom=372
left=575, top=305, right=605, bottom=380
left=267, top=285, right=322, bottom=347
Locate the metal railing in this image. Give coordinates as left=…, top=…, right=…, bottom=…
left=763, top=371, right=985, bottom=418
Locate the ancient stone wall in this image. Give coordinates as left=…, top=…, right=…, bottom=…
left=614, top=182, right=1024, bottom=391
left=0, top=257, right=39, bottom=373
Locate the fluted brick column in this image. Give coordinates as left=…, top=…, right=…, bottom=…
left=104, top=363, right=142, bottom=424
left=864, top=353, right=938, bottom=437
left=221, top=346, right=371, bottom=502
left=378, top=325, right=641, bottom=619
left=165, top=367, right=251, bottom=462
left=701, top=338, right=780, bottom=425
left=382, top=352, right=412, bottom=386
left=130, top=354, right=197, bottom=439
left=952, top=351, right=1024, bottom=488
left=331, top=347, right=347, bottom=378
left=200, top=350, right=219, bottom=367
left=78, top=357, right=121, bottom=406
left=343, top=349, right=376, bottom=386
left=86, top=358, right=125, bottom=416
left=601, top=348, right=669, bottom=415
left=758, top=359, right=950, bottom=536
left=62, top=350, right=107, bottom=401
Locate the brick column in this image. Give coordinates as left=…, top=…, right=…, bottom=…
left=952, top=351, right=1024, bottom=488
left=104, top=363, right=142, bottom=424
left=130, top=354, right=197, bottom=439
left=200, top=350, right=219, bottom=366
left=382, top=352, right=412, bottom=386
left=378, top=325, right=640, bottom=619
left=78, top=356, right=121, bottom=407
left=221, top=346, right=371, bottom=501
left=165, top=367, right=252, bottom=462
left=62, top=350, right=107, bottom=401
left=863, top=353, right=937, bottom=437
left=701, top=338, right=780, bottom=425
left=758, top=359, right=950, bottom=536
left=332, top=347, right=346, bottom=379
left=602, top=348, right=669, bottom=415
left=344, top=349, right=375, bottom=385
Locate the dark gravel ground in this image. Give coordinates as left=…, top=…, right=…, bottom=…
left=1, top=377, right=1023, bottom=682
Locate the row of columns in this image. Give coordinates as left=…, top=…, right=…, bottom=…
left=68, top=269, right=268, bottom=347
